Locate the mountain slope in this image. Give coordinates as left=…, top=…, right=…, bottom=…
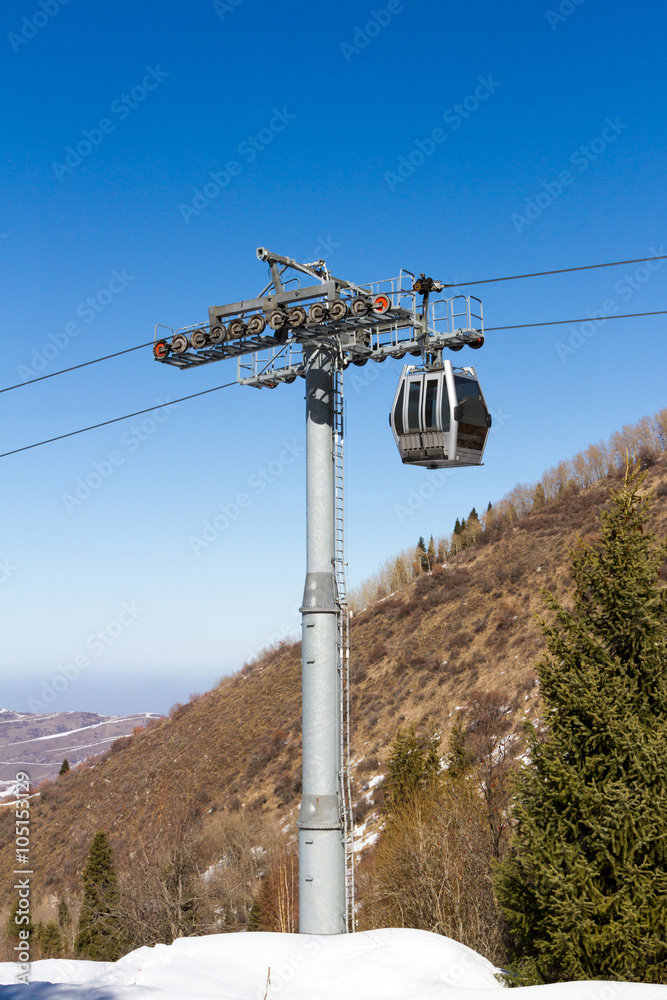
left=0, top=458, right=665, bottom=905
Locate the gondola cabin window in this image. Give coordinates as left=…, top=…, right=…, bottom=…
left=440, top=379, right=451, bottom=432
left=407, top=381, right=421, bottom=431
left=424, top=379, right=439, bottom=429
left=393, top=382, right=405, bottom=436
left=454, top=375, right=487, bottom=452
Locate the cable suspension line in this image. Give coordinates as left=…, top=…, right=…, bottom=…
left=1, top=309, right=664, bottom=460
left=0, top=341, right=153, bottom=395
left=2, top=255, right=666, bottom=395
left=0, top=381, right=237, bottom=459
left=486, top=309, right=667, bottom=331
left=444, top=254, right=667, bottom=288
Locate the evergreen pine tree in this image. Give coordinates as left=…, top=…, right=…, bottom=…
left=427, top=535, right=436, bottom=570
left=485, top=501, right=495, bottom=535
left=453, top=518, right=462, bottom=535
left=417, top=536, right=429, bottom=571
left=533, top=483, right=546, bottom=509
left=247, top=894, right=262, bottom=931
left=445, top=717, right=473, bottom=780
left=466, top=508, right=481, bottom=546
left=58, top=759, right=70, bottom=776
left=75, top=831, right=125, bottom=961
left=6, top=898, right=34, bottom=940
left=495, top=469, right=667, bottom=984
left=384, top=725, right=442, bottom=810
left=35, top=920, right=63, bottom=958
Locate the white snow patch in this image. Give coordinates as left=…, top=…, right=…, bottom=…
left=0, top=929, right=499, bottom=997
left=353, top=814, right=382, bottom=854
left=356, top=828, right=380, bottom=852
left=201, top=859, right=226, bottom=884
left=0, top=930, right=662, bottom=999
left=0, top=959, right=113, bottom=986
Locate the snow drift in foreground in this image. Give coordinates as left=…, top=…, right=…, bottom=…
left=0, top=928, right=664, bottom=1000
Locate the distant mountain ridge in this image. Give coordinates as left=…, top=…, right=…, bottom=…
left=0, top=710, right=161, bottom=792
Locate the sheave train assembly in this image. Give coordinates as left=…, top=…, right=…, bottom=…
left=154, top=248, right=491, bottom=468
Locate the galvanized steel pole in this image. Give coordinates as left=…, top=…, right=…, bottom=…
left=297, top=345, right=346, bottom=934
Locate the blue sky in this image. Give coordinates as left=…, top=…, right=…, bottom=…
left=1, top=0, right=666, bottom=716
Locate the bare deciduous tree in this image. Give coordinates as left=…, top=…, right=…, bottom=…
left=359, top=782, right=507, bottom=964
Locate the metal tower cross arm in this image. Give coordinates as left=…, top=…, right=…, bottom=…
left=152, top=248, right=484, bottom=380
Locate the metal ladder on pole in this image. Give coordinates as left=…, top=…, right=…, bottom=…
left=333, top=362, right=355, bottom=932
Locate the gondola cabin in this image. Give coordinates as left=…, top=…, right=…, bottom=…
left=390, top=361, right=491, bottom=469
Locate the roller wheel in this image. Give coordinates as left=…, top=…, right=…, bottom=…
left=268, top=309, right=287, bottom=330
left=229, top=319, right=247, bottom=339
left=190, top=328, right=208, bottom=349
left=351, top=297, right=370, bottom=317
left=308, top=302, right=327, bottom=323
left=209, top=325, right=226, bottom=344
left=329, top=300, right=348, bottom=321
left=288, top=306, right=307, bottom=327
left=247, top=314, right=267, bottom=335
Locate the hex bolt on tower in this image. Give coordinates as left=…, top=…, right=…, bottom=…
left=153, top=248, right=487, bottom=935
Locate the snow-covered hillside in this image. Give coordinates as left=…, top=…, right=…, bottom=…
left=0, top=929, right=664, bottom=1000
left=0, top=710, right=160, bottom=790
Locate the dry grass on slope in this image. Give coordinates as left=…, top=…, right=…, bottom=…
left=0, top=642, right=304, bottom=899
left=1, top=459, right=665, bottom=908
